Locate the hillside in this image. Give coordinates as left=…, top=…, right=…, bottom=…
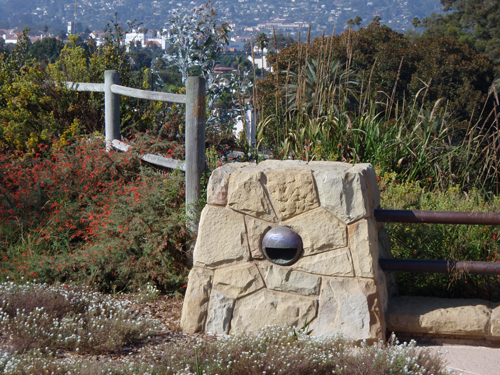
left=0, top=0, right=443, bottom=36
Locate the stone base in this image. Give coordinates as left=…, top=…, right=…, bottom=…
left=182, top=161, right=386, bottom=341
left=386, top=296, right=500, bottom=342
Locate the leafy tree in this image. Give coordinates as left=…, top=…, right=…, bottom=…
left=259, top=23, right=495, bottom=125
left=163, top=1, right=230, bottom=83
left=424, top=0, right=500, bottom=64
left=372, top=15, right=382, bottom=23
left=233, top=54, right=251, bottom=77
left=0, top=19, right=156, bottom=153
left=411, top=16, right=421, bottom=29
left=57, top=30, right=67, bottom=40
left=354, top=15, right=363, bottom=27
left=255, top=32, right=269, bottom=55
left=346, top=18, right=355, bottom=28
left=28, top=37, right=65, bottom=64
left=409, top=35, right=494, bottom=120
left=274, top=33, right=295, bottom=50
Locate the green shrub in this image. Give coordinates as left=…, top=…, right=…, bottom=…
left=0, top=31, right=85, bottom=153
left=0, top=27, right=178, bottom=155
left=0, top=136, right=189, bottom=293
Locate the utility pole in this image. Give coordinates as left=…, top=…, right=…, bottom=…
left=73, top=0, right=77, bottom=34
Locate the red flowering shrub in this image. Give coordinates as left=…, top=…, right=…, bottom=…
left=0, top=136, right=189, bottom=293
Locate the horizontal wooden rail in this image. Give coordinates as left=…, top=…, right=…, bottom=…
left=110, top=84, right=186, bottom=104
left=374, top=209, right=500, bottom=225
left=65, top=82, right=105, bottom=92
left=112, top=140, right=185, bottom=171
left=64, top=82, right=186, bottom=104
left=65, top=71, right=205, bottom=226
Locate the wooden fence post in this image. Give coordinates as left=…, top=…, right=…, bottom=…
left=104, top=70, right=121, bottom=148
left=185, top=76, right=206, bottom=228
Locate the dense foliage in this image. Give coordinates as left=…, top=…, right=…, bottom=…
left=0, top=136, right=189, bottom=293
left=261, top=23, right=495, bottom=123
left=423, top=0, right=500, bottom=65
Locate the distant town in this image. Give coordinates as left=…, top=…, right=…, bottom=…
left=0, top=0, right=444, bottom=42
left=0, top=0, right=447, bottom=76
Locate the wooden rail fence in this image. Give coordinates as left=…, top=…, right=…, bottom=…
left=65, top=70, right=205, bottom=223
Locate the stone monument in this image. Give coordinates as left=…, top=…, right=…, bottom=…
left=181, top=160, right=390, bottom=342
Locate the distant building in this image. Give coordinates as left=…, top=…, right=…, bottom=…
left=248, top=54, right=269, bottom=70
left=226, top=37, right=245, bottom=51
left=3, top=33, right=19, bottom=44
left=214, top=64, right=236, bottom=74
left=89, top=31, right=107, bottom=46
left=124, top=29, right=169, bottom=50
left=2, top=33, right=45, bottom=45
left=67, top=21, right=75, bottom=35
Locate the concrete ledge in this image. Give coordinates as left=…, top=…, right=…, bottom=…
left=386, top=296, right=500, bottom=342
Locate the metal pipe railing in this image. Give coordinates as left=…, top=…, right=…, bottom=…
left=374, top=209, right=500, bottom=225
left=375, top=209, right=500, bottom=275
left=379, top=258, right=500, bottom=275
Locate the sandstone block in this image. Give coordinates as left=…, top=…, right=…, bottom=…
left=259, top=160, right=308, bottom=169
left=206, top=168, right=232, bottom=206
left=213, top=263, right=265, bottom=299
left=313, top=169, right=370, bottom=224
left=309, top=278, right=338, bottom=336
left=230, top=289, right=318, bottom=333
left=310, top=277, right=384, bottom=340
left=230, top=162, right=257, bottom=169
left=491, top=303, right=500, bottom=337
left=205, top=290, right=234, bottom=334
left=348, top=218, right=378, bottom=279
left=308, top=161, right=352, bottom=172
left=347, top=163, right=380, bottom=212
left=260, top=263, right=321, bottom=296
left=193, top=205, right=250, bottom=268
left=265, top=168, right=319, bottom=220
left=386, top=296, right=491, bottom=336
left=284, top=207, right=347, bottom=256
left=378, top=227, right=399, bottom=298
left=378, top=227, right=392, bottom=259
left=245, top=216, right=276, bottom=260
left=377, top=266, right=389, bottom=313
left=227, top=170, right=277, bottom=222
left=294, top=247, right=354, bottom=277
left=180, top=267, right=213, bottom=334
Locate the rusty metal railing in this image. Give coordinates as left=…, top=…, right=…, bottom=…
left=374, top=209, right=500, bottom=225
left=379, top=258, right=500, bottom=275
left=375, top=209, right=500, bottom=275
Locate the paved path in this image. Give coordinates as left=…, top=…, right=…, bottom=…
left=420, top=344, right=500, bottom=375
